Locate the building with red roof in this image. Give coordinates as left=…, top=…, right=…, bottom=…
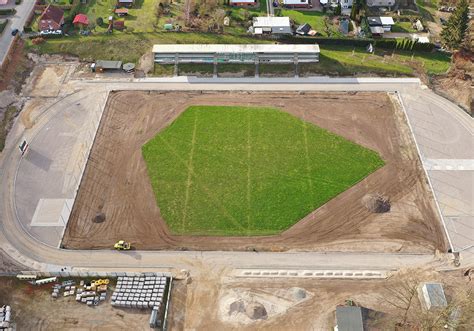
left=73, top=14, right=89, bottom=27
left=38, top=4, right=64, bottom=31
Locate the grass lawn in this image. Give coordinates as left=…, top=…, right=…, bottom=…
left=391, top=21, right=417, bottom=33
left=178, top=63, right=214, bottom=76
left=26, top=33, right=451, bottom=75
left=153, top=63, right=175, bottom=76
left=281, top=10, right=342, bottom=37
left=142, top=106, right=384, bottom=236
left=217, top=63, right=256, bottom=76
left=79, top=0, right=158, bottom=32
left=27, top=32, right=268, bottom=63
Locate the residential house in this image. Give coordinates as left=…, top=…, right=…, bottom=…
left=252, top=16, right=292, bottom=35
left=367, top=16, right=395, bottom=32
left=319, top=0, right=341, bottom=8
left=283, top=0, right=311, bottom=8
left=340, top=0, right=353, bottom=9
left=117, top=0, right=134, bottom=7
left=230, top=0, right=257, bottom=6
left=367, top=0, right=394, bottom=10
left=38, top=5, right=64, bottom=32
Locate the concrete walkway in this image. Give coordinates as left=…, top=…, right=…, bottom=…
left=399, top=91, right=474, bottom=256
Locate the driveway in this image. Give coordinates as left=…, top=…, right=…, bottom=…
left=0, top=0, right=35, bottom=66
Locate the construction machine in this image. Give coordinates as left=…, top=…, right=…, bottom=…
left=114, top=240, right=131, bottom=250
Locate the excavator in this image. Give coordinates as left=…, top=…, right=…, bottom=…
left=114, top=240, right=131, bottom=250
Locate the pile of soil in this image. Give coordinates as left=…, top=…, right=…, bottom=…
left=362, top=193, right=391, bottom=213
left=245, top=302, right=267, bottom=320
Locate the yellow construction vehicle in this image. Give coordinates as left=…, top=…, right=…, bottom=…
left=114, top=240, right=131, bottom=250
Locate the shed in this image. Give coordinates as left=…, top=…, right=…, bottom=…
left=420, top=283, right=448, bottom=311
left=335, top=306, right=367, bottom=331
left=339, top=18, right=349, bottom=35
left=296, top=23, right=312, bottom=35
left=113, top=20, right=125, bottom=30
left=369, top=26, right=384, bottom=36
left=73, top=14, right=89, bottom=26
left=92, top=60, right=123, bottom=72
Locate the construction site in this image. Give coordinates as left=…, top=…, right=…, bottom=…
left=0, top=55, right=472, bottom=330
left=63, top=90, right=446, bottom=253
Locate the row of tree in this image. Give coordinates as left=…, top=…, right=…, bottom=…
left=441, top=0, right=470, bottom=50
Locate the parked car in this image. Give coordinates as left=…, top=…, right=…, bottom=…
left=11, top=28, right=19, bottom=36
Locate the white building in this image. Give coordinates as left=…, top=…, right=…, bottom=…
left=320, top=0, right=352, bottom=8
left=252, top=16, right=292, bottom=35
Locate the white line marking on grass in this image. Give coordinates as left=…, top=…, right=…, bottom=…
left=246, top=110, right=251, bottom=234
left=302, top=118, right=314, bottom=196
left=156, top=113, right=246, bottom=233
left=181, top=114, right=198, bottom=232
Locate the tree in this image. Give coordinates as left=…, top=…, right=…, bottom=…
left=350, top=3, right=358, bottom=21
left=441, top=0, right=469, bottom=49
left=334, top=3, right=342, bottom=16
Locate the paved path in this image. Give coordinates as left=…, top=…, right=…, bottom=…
left=0, top=77, right=472, bottom=275
left=0, top=0, right=35, bottom=66
left=399, top=91, right=474, bottom=255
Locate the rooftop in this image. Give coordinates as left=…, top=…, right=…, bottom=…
left=152, top=44, right=320, bottom=54
left=336, top=306, right=366, bottom=331
left=253, top=16, right=291, bottom=27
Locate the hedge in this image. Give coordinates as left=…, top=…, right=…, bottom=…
left=281, top=36, right=374, bottom=47
left=282, top=36, right=435, bottom=52
left=0, top=9, right=16, bottom=16
left=0, top=19, right=8, bottom=34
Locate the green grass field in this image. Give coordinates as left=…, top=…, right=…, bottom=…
left=142, top=106, right=384, bottom=236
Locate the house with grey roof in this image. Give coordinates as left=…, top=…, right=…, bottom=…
left=366, top=0, right=395, bottom=9
left=334, top=306, right=368, bottom=331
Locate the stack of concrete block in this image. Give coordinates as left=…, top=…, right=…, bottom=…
left=111, top=276, right=168, bottom=310
left=0, top=305, right=11, bottom=329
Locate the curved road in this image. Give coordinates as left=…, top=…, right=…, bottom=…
left=0, top=78, right=472, bottom=274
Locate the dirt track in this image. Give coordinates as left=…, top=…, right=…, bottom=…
left=62, top=91, right=447, bottom=252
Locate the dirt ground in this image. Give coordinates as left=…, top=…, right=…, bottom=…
left=0, top=278, right=151, bottom=330
left=0, top=269, right=471, bottom=330
left=62, top=91, right=447, bottom=252
left=168, top=267, right=473, bottom=330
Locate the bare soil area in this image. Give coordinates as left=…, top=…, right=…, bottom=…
left=170, top=267, right=473, bottom=330
left=0, top=278, right=151, bottom=330
left=62, top=91, right=447, bottom=252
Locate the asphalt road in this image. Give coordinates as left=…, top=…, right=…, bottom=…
left=0, top=0, right=35, bottom=66
left=0, top=78, right=472, bottom=274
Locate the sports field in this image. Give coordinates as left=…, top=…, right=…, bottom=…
left=142, top=106, right=384, bottom=236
